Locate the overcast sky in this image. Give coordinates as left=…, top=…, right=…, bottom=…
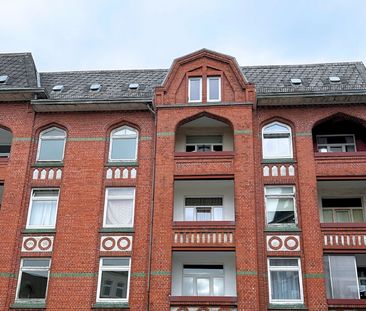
left=1, top=0, right=365, bottom=72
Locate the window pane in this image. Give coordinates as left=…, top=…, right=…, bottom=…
left=264, top=124, right=290, bottom=133
left=208, top=77, right=220, bottom=101
left=266, top=198, right=295, bottom=224
left=33, top=190, right=59, bottom=197
left=269, top=259, right=299, bottom=267
left=103, top=258, right=130, bottom=266
left=186, top=145, right=195, bottom=152
left=322, top=209, right=334, bottom=222
left=266, top=187, right=294, bottom=195
left=270, top=270, right=300, bottom=300
left=329, top=146, right=342, bottom=152
left=100, top=271, right=128, bottom=299
left=322, top=198, right=362, bottom=208
left=185, top=198, right=223, bottom=206
left=353, top=209, right=364, bottom=222
left=18, top=270, right=48, bottom=299
left=23, top=259, right=50, bottom=267
left=196, top=207, right=211, bottom=221
left=197, top=145, right=211, bottom=152
left=213, top=277, right=224, bottom=295
left=108, top=188, right=134, bottom=197
left=189, top=78, right=201, bottom=101
left=105, top=199, right=133, bottom=226
left=186, top=135, right=222, bottom=144
left=346, top=145, right=356, bottom=152
left=196, top=278, right=210, bottom=296
left=213, top=207, right=223, bottom=220
left=263, top=137, right=291, bottom=158
left=335, top=210, right=351, bottom=222
left=213, top=145, right=223, bottom=151
left=42, top=128, right=65, bottom=137
left=38, top=139, right=64, bottom=161
left=110, top=137, right=136, bottom=160
left=183, top=277, right=194, bottom=296
left=184, top=207, right=194, bottom=221
left=29, top=200, right=57, bottom=227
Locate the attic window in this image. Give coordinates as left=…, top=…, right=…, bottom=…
left=290, top=78, right=302, bottom=86
left=129, top=83, right=139, bottom=90
left=90, top=83, right=101, bottom=91
left=329, top=76, right=341, bottom=83
left=0, top=75, right=9, bottom=84
left=52, top=85, right=64, bottom=92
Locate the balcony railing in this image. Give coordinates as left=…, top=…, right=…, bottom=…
left=322, top=224, right=366, bottom=249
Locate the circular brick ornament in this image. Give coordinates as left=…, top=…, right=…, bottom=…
left=284, top=236, right=299, bottom=251
left=38, top=237, right=52, bottom=251
left=102, top=237, right=116, bottom=251
left=23, top=237, right=37, bottom=251
left=117, top=237, right=131, bottom=251
left=268, top=236, right=283, bottom=251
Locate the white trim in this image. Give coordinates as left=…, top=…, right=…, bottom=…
left=264, top=185, right=297, bottom=226
left=36, top=127, right=66, bottom=162
left=103, top=188, right=135, bottom=228
left=183, top=195, right=224, bottom=221
left=207, top=76, right=221, bottom=102
left=96, top=257, right=131, bottom=303
left=262, top=122, right=293, bottom=159
left=108, top=126, right=138, bottom=162
left=268, top=257, right=304, bottom=304
left=320, top=195, right=364, bottom=223
left=15, top=258, right=51, bottom=303
left=188, top=77, right=202, bottom=103
left=26, top=188, right=60, bottom=229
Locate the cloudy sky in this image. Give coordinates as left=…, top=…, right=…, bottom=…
left=1, top=0, right=365, bottom=71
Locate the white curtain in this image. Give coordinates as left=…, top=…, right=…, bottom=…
left=271, top=270, right=300, bottom=300
left=106, top=199, right=132, bottom=225
left=29, top=200, right=56, bottom=226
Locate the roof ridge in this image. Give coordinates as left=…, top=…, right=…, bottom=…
left=241, top=61, right=363, bottom=69
left=39, top=68, right=168, bottom=75
left=0, top=52, right=33, bottom=57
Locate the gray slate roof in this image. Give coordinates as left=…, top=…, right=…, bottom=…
left=0, top=53, right=38, bottom=89
left=1, top=52, right=366, bottom=100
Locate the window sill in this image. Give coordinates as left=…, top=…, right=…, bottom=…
left=105, top=162, right=138, bottom=167
left=268, top=303, right=307, bottom=310
left=262, top=158, right=295, bottom=164
left=265, top=226, right=301, bottom=232
left=99, top=228, right=134, bottom=233
left=22, top=228, right=56, bottom=234
left=10, top=302, right=46, bottom=309
left=32, top=162, right=64, bottom=168
left=92, top=302, right=129, bottom=309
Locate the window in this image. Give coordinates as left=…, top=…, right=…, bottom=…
left=0, top=127, right=12, bottom=157
left=207, top=77, right=221, bottom=102
left=26, top=189, right=59, bottom=229
left=268, top=258, right=303, bottom=304
left=262, top=122, right=293, bottom=159
left=317, top=134, right=356, bottom=153
left=321, top=197, right=364, bottom=223
left=182, top=264, right=224, bottom=296
left=188, top=77, right=202, bottom=102
left=16, top=259, right=51, bottom=302
left=109, top=126, right=138, bottom=162
left=265, top=186, right=296, bottom=226
left=97, top=258, right=130, bottom=302
left=37, top=127, right=66, bottom=162
left=103, top=188, right=135, bottom=228
left=0, top=183, right=3, bottom=205
left=185, top=135, right=223, bottom=152
left=184, top=197, right=223, bottom=221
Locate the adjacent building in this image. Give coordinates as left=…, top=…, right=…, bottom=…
left=0, top=49, right=366, bottom=310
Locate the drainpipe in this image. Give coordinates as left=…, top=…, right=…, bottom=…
left=146, top=101, right=157, bottom=311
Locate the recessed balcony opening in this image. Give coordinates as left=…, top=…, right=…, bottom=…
left=318, top=180, right=366, bottom=224
left=325, top=254, right=366, bottom=300
left=174, top=180, right=234, bottom=222
left=313, top=115, right=366, bottom=153
left=175, top=116, right=233, bottom=153
left=0, top=127, right=12, bottom=158
left=171, top=251, right=237, bottom=297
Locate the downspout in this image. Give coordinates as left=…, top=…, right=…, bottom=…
left=146, top=101, right=157, bottom=311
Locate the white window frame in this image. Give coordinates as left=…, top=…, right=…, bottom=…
left=184, top=196, right=224, bottom=221
left=316, top=134, right=357, bottom=153
left=108, top=126, right=138, bottom=162
left=15, top=258, right=51, bottom=303
left=36, top=127, right=66, bottom=162
left=264, top=186, right=297, bottom=226
left=26, top=189, right=60, bottom=229
left=182, top=263, right=225, bottom=296
left=320, top=196, right=364, bottom=223
left=268, top=257, right=304, bottom=304
left=207, top=76, right=221, bottom=102
left=188, top=77, right=202, bottom=103
left=96, top=257, right=131, bottom=303
left=262, top=122, right=293, bottom=159
left=103, top=188, right=136, bottom=228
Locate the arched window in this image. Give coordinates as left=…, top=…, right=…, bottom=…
left=37, top=127, right=66, bottom=162
left=109, top=126, right=138, bottom=162
left=0, top=127, right=12, bottom=157
left=262, top=122, right=293, bottom=159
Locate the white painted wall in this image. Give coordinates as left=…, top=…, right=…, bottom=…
left=174, top=180, right=235, bottom=221
left=171, top=251, right=237, bottom=296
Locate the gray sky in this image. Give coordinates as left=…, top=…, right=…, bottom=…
left=1, top=0, right=365, bottom=71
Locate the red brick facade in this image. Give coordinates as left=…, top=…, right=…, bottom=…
left=0, top=50, right=365, bottom=310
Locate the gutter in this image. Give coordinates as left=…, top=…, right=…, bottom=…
left=31, top=97, right=153, bottom=105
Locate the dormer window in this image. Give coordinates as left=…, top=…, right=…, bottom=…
left=188, top=77, right=202, bottom=102
left=207, top=77, right=221, bottom=102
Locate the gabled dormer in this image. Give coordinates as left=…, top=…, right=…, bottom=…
left=155, top=49, right=255, bottom=106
